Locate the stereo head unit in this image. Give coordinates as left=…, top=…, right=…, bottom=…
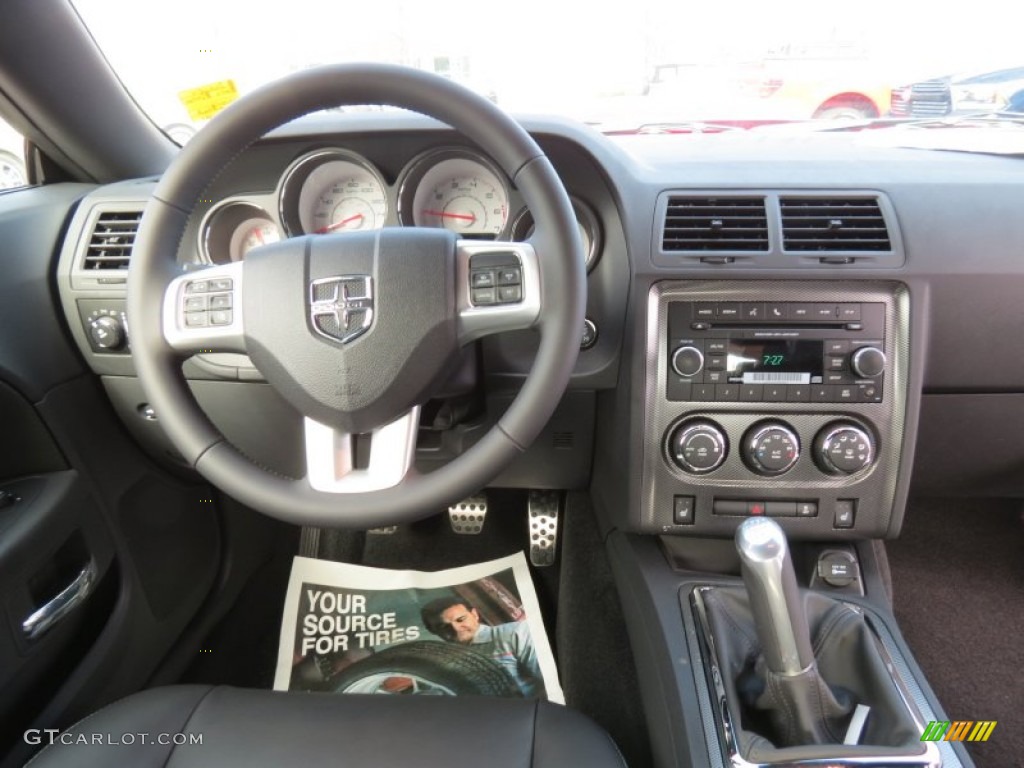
left=666, top=301, right=886, bottom=404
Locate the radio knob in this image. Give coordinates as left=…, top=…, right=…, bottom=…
left=671, top=345, right=704, bottom=378
left=851, top=346, right=885, bottom=379
left=743, top=423, right=800, bottom=476
left=815, top=424, right=874, bottom=475
left=669, top=420, right=728, bottom=474
left=88, top=315, right=126, bottom=351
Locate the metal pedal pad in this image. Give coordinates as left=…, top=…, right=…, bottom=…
left=367, top=526, right=397, bottom=535
left=528, top=490, right=561, bottom=567
left=448, top=494, right=488, bottom=534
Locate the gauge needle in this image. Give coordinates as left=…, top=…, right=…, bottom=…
left=315, top=213, right=365, bottom=233
left=422, top=209, right=476, bottom=222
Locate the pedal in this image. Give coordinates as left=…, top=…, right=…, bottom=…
left=528, top=490, right=561, bottom=567
left=448, top=494, right=488, bottom=534
left=298, top=527, right=322, bottom=558
left=367, top=526, right=397, bottom=535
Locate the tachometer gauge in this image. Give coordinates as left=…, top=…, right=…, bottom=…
left=399, top=150, right=509, bottom=239
left=200, top=201, right=281, bottom=264
left=510, top=197, right=602, bottom=272
left=279, top=149, right=388, bottom=235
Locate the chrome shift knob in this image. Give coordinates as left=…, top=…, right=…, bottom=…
left=736, top=517, right=815, bottom=676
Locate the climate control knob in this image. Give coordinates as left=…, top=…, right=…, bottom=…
left=88, top=315, right=126, bottom=351
left=743, top=423, right=800, bottom=476
left=671, top=345, right=704, bottom=378
left=851, top=346, right=885, bottom=379
left=814, top=423, right=874, bottom=475
left=668, top=420, right=727, bottom=474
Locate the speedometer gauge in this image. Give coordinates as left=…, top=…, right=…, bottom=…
left=279, top=150, right=388, bottom=235
left=399, top=150, right=509, bottom=238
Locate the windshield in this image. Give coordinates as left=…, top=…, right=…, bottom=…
left=74, top=0, right=1024, bottom=145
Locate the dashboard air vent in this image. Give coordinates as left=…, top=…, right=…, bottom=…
left=83, top=210, right=143, bottom=269
left=662, top=196, right=768, bottom=252
left=780, top=197, right=891, bottom=252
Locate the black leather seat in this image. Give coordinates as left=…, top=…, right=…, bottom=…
left=27, top=686, right=626, bottom=767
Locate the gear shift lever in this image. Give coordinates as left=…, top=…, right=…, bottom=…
left=735, top=517, right=814, bottom=676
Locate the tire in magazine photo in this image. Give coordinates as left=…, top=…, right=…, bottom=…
left=274, top=553, right=563, bottom=703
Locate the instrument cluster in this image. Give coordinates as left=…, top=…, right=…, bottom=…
left=197, top=146, right=601, bottom=271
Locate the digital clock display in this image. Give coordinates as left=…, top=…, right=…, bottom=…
left=726, top=339, right=823, bottom=384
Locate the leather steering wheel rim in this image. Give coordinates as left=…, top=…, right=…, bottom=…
left=127, top=63, right=585, bottom=529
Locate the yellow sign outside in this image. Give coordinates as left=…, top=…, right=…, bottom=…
left=178, top=80, right=239, bottom=121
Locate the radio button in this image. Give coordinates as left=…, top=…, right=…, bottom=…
left=718, top=302, right=741, bottom=319
left=836, top=386, right=857, bottom=402
left=838, top=304, right=862, bottom=321
left=703, top=371, right=726, bottom=384
left=716, top=384, right=740, bottom=401
left=741, top=302, right=766, bottom=320
left=764, top=385, right=787, bottom=402
left=827, top=356, right=847, bottom=371
left=766, top=303, right=788, bottom=320
left=737, top=384, right=760, bottom=401
left=789, top=303, right=814, bottom=320
left=787, top=385, right=811, bottom=402
left=706, top=356, right=727, bottom=371
left=706, top=341, right=728, bottom=355
left=858, top=383, right=883, bottom=402
left=826, top=372, right=848, bottom=385
left=811, top=386, right=834, bottom=402
left=693, top=384, right=717, bottom=401
left=813, top=304, right=839, bottom=320
left=671, top=345, right=704, bottom=377
left=826, top=340, right=851, bottom=355
left=694, top=303, right=717, bottom=319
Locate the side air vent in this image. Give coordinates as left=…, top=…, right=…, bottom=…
left=82, top=210, right=143, bottom=270
left=780, top=197, right=891, bottom=252
left=662, top=196, right=769, bottom=252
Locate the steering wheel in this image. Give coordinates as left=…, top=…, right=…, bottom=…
left=127, top=64, right=585, bottom=529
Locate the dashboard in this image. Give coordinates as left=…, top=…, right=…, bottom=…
left=52, top=112, right=1024, bottom=540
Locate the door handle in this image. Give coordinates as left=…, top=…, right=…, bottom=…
left=22, top=559, right=98, bottom=641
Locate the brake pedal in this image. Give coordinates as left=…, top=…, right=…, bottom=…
left=448, top=494, right=488, bottom=534
left=528, top=490, right=561, bottom=567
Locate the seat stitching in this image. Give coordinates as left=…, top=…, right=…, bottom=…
left=161, top=686, right=219, bottom=768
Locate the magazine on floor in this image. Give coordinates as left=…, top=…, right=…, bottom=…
left=273, top=552, right=564, bottom=703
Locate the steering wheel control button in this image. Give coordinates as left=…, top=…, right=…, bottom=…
left=497, top=267, right=521, bottom=285
left=209, top=278, right=234, bottom=291
left=742, top=422, right=800, bottom=476
left=210, top=294, right=232, bottom=310
left=668, top=420, right=727, bottom=474
left=186, top=280, right=210, bottom=294
left=671, top=345, right=704, bottom=377
left=581, top=318, right=598, bottom=349
left=472, top=288, right=496, bottom=305
left=815, top=424, right=874, bottom=475
left=672, top=496, right=695, bottom=525
left=851, top=346, right=886, bottom=378
left=210, top=310, right=233, bottom=326
left=184, top=296, right=208, bottom=311
left=185, top=313, right=209, bottom=327
left=834, top=499, right=857, bottom=529
left=469, top=252, right=522, bottom=306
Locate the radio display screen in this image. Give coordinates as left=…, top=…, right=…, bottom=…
left=726, top=339, right=823, bottom=384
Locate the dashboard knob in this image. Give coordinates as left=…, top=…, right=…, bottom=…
left=814, top=423, right=874, bottom=475
left=88, top=315, right=126, bottom=351
left=668, top=420, right=728, bottom=474
left=850, top=346, right=885, bottom=379
left=671, top=345, right=704, bottom=378
left=743, top=423, right=800, bottom=476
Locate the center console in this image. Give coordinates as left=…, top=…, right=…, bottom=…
left=638, top=280, right=908, bottom=538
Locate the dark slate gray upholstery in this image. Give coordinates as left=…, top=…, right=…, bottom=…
left=27, top=686, right=627, bottom=768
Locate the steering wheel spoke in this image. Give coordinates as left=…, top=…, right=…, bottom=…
left=456, top=240, right=541, bottom=344
left=162, top=261, right=246, bottom=354
left=304, top=407, right=421, bottom=493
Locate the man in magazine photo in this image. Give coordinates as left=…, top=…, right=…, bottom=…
left=421, top=595, right=543, bottom=698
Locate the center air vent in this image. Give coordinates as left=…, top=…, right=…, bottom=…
left=780, top=197, right=891, bottom=252
left=82, top=209, right=143, bottom=270
left=662, top=196, right=768, bottom=252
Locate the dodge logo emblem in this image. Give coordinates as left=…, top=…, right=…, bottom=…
left=309, top=276, right=374, bottom=344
